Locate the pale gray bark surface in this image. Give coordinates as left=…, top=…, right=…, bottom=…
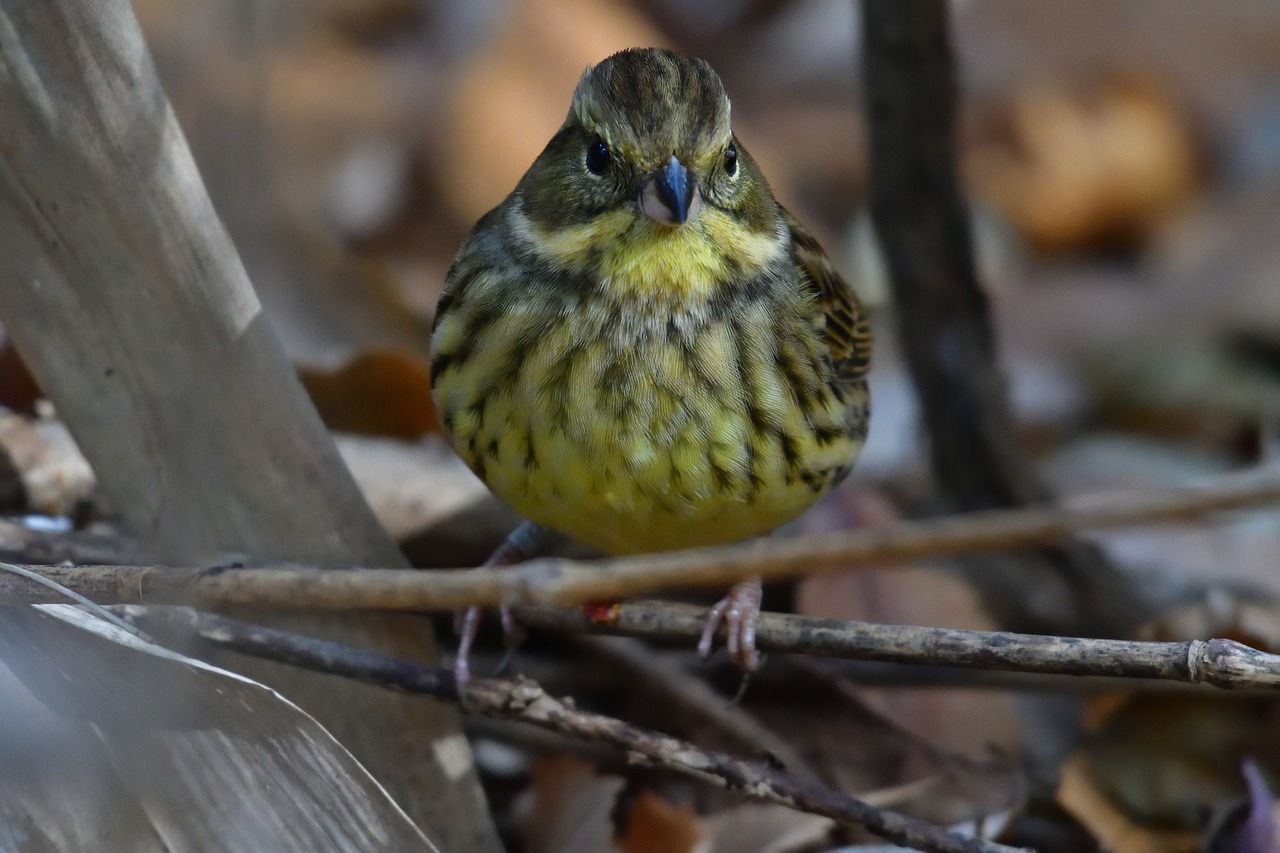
left=0, top=1, right=498, bottom=847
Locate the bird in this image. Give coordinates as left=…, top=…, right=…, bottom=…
left=431, top=47, right=871, bottom=683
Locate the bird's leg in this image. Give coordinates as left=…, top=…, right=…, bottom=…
left=697, top=575, right=763, bottom=673
left=454, top=521, right=552, bottom=686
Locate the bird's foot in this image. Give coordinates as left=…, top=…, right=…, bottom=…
left=453, top=521, right=549, bottom=690
left=697, top=576, right=763, bottom=673
left=453, top=604, right=526, bottom=683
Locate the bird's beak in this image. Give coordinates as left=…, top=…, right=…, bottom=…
left=640, top=154, right=701, bottom=226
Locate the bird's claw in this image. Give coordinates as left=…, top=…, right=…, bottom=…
left=451, top=521, right=551, bottom=689
left=697, top=577, right=763, bottom=673
left=453, top=605, right=481, bottom=688
left=499, top=606, right=526, bottom=650
left=453, top=605, right=525, bottom=687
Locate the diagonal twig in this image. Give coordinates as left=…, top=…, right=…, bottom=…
left=117, top=605, right=1028, bottom=853
left=513, top=601, right=1280, bottom=690
left=0, top=470, right=1277, bottom=610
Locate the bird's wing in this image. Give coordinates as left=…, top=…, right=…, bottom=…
left=780, top=206, right=871, bottom=386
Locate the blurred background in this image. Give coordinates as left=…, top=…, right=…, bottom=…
left=125, top=0, right=1278, bottom=467
left=7, top=1, right=1280, bottom=850
left=118, top=0, right=1280, bottom=579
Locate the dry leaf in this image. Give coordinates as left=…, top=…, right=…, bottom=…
left=299, top=347, right=439, bottom=439
left=1062, top=692, right=1280, bottom=852
left=794, top=489, right=1022, bottom=763
left=1058, top=751, right=1201, bottom=853
left=742, top=672, right=1024, bottom=837
left=0, top=340, right=41, bottom=415
left=704, top=802, right=833, bottom=853
left=1141, top=597, right=1280, bottom=653
left=519, top=754, right=624, bottom=853
left=1058, top=593, right=1280, bottom=850
left=439, top=0, right=668, bottom=224
left=968, top=74, right=1200, bottom=251
left=621, top=790, right=708, bottom=853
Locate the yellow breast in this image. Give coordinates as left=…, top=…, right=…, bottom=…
left=433, top=274, right=868, bottom=555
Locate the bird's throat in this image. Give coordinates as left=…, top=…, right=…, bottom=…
left=510, top=204, right=785, bottom=301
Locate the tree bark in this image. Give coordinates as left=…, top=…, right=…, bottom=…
left=0, top=2, right=498, bottom=847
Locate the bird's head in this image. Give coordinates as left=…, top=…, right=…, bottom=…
left=512, top=48, right=784, bottom=292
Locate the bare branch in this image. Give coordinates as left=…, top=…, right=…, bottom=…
left=860, top=0, right=1140, bottom=637
left=1, top=471, right=1276, bottom=610
left=512, top=602, right=1280, bottom=691
left=121, top=606, right=1027, bottom=853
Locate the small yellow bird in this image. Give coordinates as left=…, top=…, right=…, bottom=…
left=431, top=47, right=870, bottom=679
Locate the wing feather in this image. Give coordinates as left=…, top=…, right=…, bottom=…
left=780, top=207, right=871, bottom=387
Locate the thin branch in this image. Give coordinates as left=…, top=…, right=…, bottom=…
left=120, top=606, right=1026, bottom=853
left=772, top=660, right=1280, bottom=695
left=862, top=0, right=1031, bottom=507
left=512, top=601, right=1280, bottom=690
left=1, top=471, right=1277, bottom=610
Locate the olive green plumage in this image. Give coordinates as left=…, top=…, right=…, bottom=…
left=431, top=47, right=870, bottom=555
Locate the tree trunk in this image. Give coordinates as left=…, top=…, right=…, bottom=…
left=0, top=1, right=499, bottom=847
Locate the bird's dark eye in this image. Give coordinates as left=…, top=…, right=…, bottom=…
left=724, top=143, right=738, bottom=176
left=586, top=136, right=610, bottom=175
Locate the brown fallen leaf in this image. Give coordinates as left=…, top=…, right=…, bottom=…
left=621, top=790, right=707, bottom=853
left=1059, top=598, right=1280, bottom=852
left=298, top=347, right=439, bottom=439
left=703, top=802, right=833, bottom=853
left=1057, top=751, right=1201, bottom=853
left=518, top=754, right=624, bottom=853
left=738, top=668, right=1024, bottom=840
left=438, top=0, right=668, bottom=224
left=0, top=340, right=41, bottom=416
left=334, top=433, right=495, bottom=546
left=793, top=488, right=1023, bottom=763
left=968, top=73, right=1201, bottom=252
